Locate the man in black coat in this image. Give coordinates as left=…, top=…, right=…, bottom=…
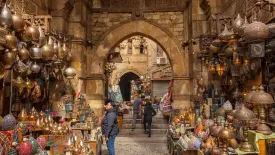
left=102, top=100, right=119, bottom=155
left=143, top=101, right=157, bottom=137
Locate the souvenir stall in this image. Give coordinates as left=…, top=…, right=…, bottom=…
left=0, top=3, right=101, bottom=155
left=167, top=2, right=275, bottom=154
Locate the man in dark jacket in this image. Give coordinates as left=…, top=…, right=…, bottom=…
left=102, top=100, right=119, bottom=155
left=132, top=93, right=145, bottom=131
left=143, top=101, right=156, bottom=137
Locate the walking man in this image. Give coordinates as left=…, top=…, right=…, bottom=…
left=132, top=92, right=144, bottom=131
left=102, top=100, right=119, bottom=155
left=143, top=100, right=156, bottom=137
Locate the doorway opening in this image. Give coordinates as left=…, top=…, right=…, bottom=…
left=119, top=72, right=139, bottom=101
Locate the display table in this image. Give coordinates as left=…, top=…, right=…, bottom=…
left=248, top=130, right=275, bottom=155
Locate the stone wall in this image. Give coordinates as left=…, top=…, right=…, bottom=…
left=88, top=11, right=187, bottom=45
left=89, top=13, right=132, bottom=44
left=143, top=12, right=186, bottom=42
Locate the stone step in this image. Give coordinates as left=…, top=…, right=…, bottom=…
left=119, top=128, right=167, bottom=135
left=123, top=113, right=164, bottom=119
left=122, top=123, right=168, bottom=129
left=122, top=118, right=169, bottom=124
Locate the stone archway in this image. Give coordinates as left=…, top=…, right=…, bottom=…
left=87, top=20, right=192, bottom=113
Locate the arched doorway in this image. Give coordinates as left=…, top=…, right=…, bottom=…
left=119, top=72, right=139, bottom=101
left=88, top=20, right=191, bottom=114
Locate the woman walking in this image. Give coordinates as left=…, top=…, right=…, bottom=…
left=143, top=100, right=157, bottom=137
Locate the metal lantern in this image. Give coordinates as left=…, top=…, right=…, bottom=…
left=0, top=4, right=13, bottom=28
left=5, top=32, right=18, bottom=50
left=38, top=26, right=46, bottom=46
left=18, top=46, right=30, bottom=61
left=244, top=19, right=269, bottom=41
left=250, top=85, right=274, bottom=121
left=233, top=14, right=244, bottom=34
left=218, top=25, right=231, bottom=42
left=41, top=41, right=54, bottom=61
left=30, top=62, right=41, bottom=73
left=64, top=67, right=76, bottom=79
left=30, top=47, right=42, bottom=59
left=25, top=25, right=40, bottom=41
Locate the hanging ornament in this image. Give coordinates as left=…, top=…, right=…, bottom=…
left=13, top=76, right=26, bottom=93
left=5, top=32, right=18, bottom=50
left=218, top=25, right=231, bottom=42
left=25, top=78, right=34, bottom=96
left=57, top=41, right=65, bottom=59
left=2, top=50, right=16, bottom=67
left=0, top=4, right=13, bottom=28
left=30, top=62, right=41, bottom=73
left=25, top=24, right=40, bottom=41
left=209, top=63, right=216, bottom=72
left=12, top=13, right=25, bottom=31
left=233, top=14, right=244, bottom=34
left=41, top=37, right=54, bottom=61
left=38, top=26, right=46, bottom=46
left=18, top=45, right=30, bottom=61
left=244, top=17, right=269, bottom=41
left=53, top=42, right=58, bottom=54
left=30, top=46, right=42, bottom=60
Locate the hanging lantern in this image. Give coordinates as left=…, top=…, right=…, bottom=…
left=5, top=32, right=18, bottom=50
left=38, top=26, right=46, bottom=46
left=209, top=63, right=216, bottom=72
left=234, top=53, right=241, bottom=65
left=2, top=51, right=16, bottom=67
left=25, top=78, right=34, bottom=95
left=216, top=63, right=225, bottom=76
left=0, top=4, right=13, bottom=28
left=243, top=57, right=249, bottom=65
left=25, top=25, right=40, bottom=41
left=244, top=18, right=269, bottom=41
left=13, top=76, right=26, bottom=93
left=41, top=38, right=54, bottom=61
left=12, top=14, right=25, bottom=31
left=233, top=14, right=244, bottom=34
left=30, top=46, right=42, bottom=59
left=57, top=41, right=65, bottom=59
left=218, top=25, right=231, bottom=42
left=18, top=45, right=30, bottom=61
left=30, top=62, right=41, bottom=73
left=64, top=67, right=76, bottom=79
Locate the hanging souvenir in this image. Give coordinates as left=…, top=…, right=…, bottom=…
left=31, top=80, right=42, bottom=103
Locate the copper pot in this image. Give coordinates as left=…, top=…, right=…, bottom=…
left=12, top=14, right=25, bottom=31
left=18, top=46, right=29, bottom=61
left=18, top=108, right=29, bottom=121
left=5, top=33, right=18, bottom=49
left=25, top=26, right=40, bottom=41
left=41, top=44, right=54, bottom=61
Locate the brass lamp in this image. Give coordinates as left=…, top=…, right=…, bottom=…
left=244, top=86, right=257, bottom=116
left=250, top=85, right=274, bottom=121
left=218, top=121, right=236, bottom=154
left=234, top=104, right=257, bottom=152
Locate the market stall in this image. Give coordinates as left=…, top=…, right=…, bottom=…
left=0, top=3, right=102, bottom=155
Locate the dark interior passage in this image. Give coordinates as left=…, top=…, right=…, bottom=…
left=119, top=72, right=139, bottom=101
